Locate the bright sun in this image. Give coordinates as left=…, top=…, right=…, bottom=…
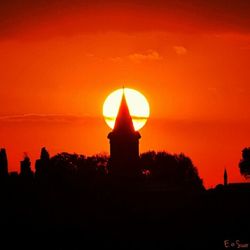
left=103, top=88, right=150, bottom=131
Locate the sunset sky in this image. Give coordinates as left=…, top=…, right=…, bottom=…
left=1, top=0, right=250, bottom=187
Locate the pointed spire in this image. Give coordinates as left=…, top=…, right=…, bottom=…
left=224, top=168, right=227, bottom=176
left=113, top=90, right=135, bottom=133
left=224, top=168, right=228, bottom=186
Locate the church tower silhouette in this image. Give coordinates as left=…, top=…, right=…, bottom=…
left=108, top=90, right=141, bottom=177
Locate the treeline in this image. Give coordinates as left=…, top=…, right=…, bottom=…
left=0, top=147, right=204, bottom=192
left=1, top=148, right=249, bottom=249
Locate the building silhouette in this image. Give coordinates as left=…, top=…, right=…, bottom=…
left=108, top=91, right=141, bottom=177
left=224, top=168, right=228, bottom=186
left=0, top=148, right=8, bottom=178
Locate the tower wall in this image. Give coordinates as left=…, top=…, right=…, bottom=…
left=108, top=131, right=141, bottom=177
left=107, top=91, right=142, bottom=178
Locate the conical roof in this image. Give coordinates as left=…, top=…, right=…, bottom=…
left=113, top=91, right=135, bottom=133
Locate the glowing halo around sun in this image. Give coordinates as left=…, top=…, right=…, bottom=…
left=103, top=88, right=150, bottom=131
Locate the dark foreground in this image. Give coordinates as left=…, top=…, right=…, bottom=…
left=0, top=178, right=250, bottom=250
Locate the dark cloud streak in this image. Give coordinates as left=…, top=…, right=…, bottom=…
left=0, top=114, right=97, bottom=124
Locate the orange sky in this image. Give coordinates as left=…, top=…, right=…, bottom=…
left=1, top=0, right=250, bottom=188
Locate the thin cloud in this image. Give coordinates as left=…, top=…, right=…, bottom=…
left=109, top=56, right=123, bottom=63
left=128, top=50, right=162, bottom=63
left=173, top=46, right=187, bottom=55
left=0, top=114, right=96, bottom=124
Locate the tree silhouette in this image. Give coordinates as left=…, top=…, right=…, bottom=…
left=1, top=147, right=249, bottom=249
left=0, top=148, right=8, bottom=178
left=35, top=147, right=50, bottom=178
left=239, top=147, right=250, bottom=178
left=140, top=151, right=204, bottom=191
left=43, top=152, right=109, bottom=190
left=50, top=152, right=108, bottom=176
left=40, top=146, right=50, bottom=161
left=20, top=154, right=34, bottom=180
